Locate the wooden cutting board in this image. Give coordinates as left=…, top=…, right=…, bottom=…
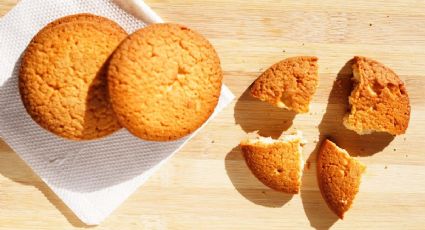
left=1, top=0, right=424, bottom=229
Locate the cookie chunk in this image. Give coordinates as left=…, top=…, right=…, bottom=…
left=317, top=139, right=366, bottom=219
left=343, top=56, right=410, bottom=135
left=250, top=56, right=319, bottom=113
left=19, top=14, right=127, bottom=140
left=240, top=131, right=305, bottom=194
left=107, top=23, right=222, bottom=141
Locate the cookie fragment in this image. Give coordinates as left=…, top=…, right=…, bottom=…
left=250, top=56, right=319, bottom=113
left=343, top=56, right=410, bottom=135
left=240, top=131, right=305, bottom=194
left=317, top=139, right=366, bottom=219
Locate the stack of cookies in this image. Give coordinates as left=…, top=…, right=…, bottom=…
left=20, top=14, right=222, bottom=141
left=240, top=56, right=410, bottom=219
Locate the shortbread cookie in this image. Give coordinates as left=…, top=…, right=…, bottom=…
left=19, top=14, right=127, bottom=140
left=343, top=56, right=410, bottom=135
left=317, top=139, right=366, bottom=219
left=240, top=131, right=305, bottom=194
left=250, top=56, right=319, bottom=113
left=107, top=23, right=222, bottom=141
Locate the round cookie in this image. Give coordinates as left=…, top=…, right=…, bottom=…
left=107, top=23, right=222, bottom=141
left=19, top=14, right=128, bottom=140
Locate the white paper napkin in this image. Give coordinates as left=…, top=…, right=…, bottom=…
left=0, top=0, right=234, bottom=225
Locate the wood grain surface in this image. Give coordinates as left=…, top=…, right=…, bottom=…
left=1, top=0, right=425, bottom=229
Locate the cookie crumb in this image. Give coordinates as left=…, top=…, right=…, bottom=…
left=211, top=140, right=215, bottom=144
left=393, top=148, right=396, bottom=151
left=282, top=49, right=286, bottom=53
left=384, top=165, right=388, bottom=169
left=369, top=23, right=373, bottom=26
left=306, top=160, right=311, bottom=170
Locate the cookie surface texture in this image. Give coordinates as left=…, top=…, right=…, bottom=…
left=317, top=139, right=366, bottom=219
left=19, top=14, right=127, bottom=140
left=107, top=23, right=222, bottom=141
left=343, top=56, right=410, bottom=135
left=250, top=56, right=318, bottom=113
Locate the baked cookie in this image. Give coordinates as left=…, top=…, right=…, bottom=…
left=250, top=56, right=319, bottom=113
left=107, top=23, right=222, bottom=141
left=343, top=56, right=410, bottom=135
left=240, top=131, right=305, bottom=194
left=20, top=14, right=127, bottom=140
left=317, top=139, right=366, bottom=219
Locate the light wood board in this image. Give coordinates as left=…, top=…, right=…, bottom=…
left=1, top=0, right=425, bottom=229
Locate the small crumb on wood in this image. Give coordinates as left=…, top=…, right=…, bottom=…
left=405, top=154, right=408, bottom=158
left=384, top=165, right=388, bottom=169
left=211, top=140, right=215, bottom=144
left=302, top=43, right=305, bottom=46
left=262, top=190, right=266, bottom=194
left=393, top=148, right=396, bottom=152
left=306, top=160, right=311, bottom=170
left=369, top=23, right=373, bottom=26
left=282, top=49, right=286, bottom=53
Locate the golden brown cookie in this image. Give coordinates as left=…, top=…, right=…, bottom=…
left=343, top=56, right=410, bottom=135
left=250, top=56, right=319, bottom=113
left=107, top=23, right=222, bottom=141
left=240, top=132, right=305, bottom=194
left=317, top=139, right=366, bottom=219
left=19, top=14, right=127, bottom=140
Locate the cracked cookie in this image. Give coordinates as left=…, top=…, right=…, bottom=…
left=343, top=56, right=410, bottom=135
left=240, top=131, right=305, bottom=194
left=19, top=14, right=127, bottom=140
left=317, top=139, right=366, bottom=219
left=107, top=23, right=222, bottom=141
left=250, top=56, right=319, bottom=113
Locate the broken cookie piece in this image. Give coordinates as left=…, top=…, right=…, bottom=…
left=250, top=56, right=319, bottom=113
left=343, top=56, right=410, bottom=135
left=317, top=139, right=366, bottom=219
left=240, top=131, right=305, bottom=194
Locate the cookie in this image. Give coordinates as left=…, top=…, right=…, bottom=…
left=107, top=23, right=222, bottom=141
left=19, top=14, right=128, bottom=140
left=317, top=139, right=366, bottom=219
left=343, top=56, right=410, bottom=135
left=250, top=56, right=319, bottom=113
left=240, top=131, right=305, bottom=194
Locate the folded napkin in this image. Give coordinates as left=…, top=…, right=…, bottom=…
left=0, top=0, right=234, bottom=224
